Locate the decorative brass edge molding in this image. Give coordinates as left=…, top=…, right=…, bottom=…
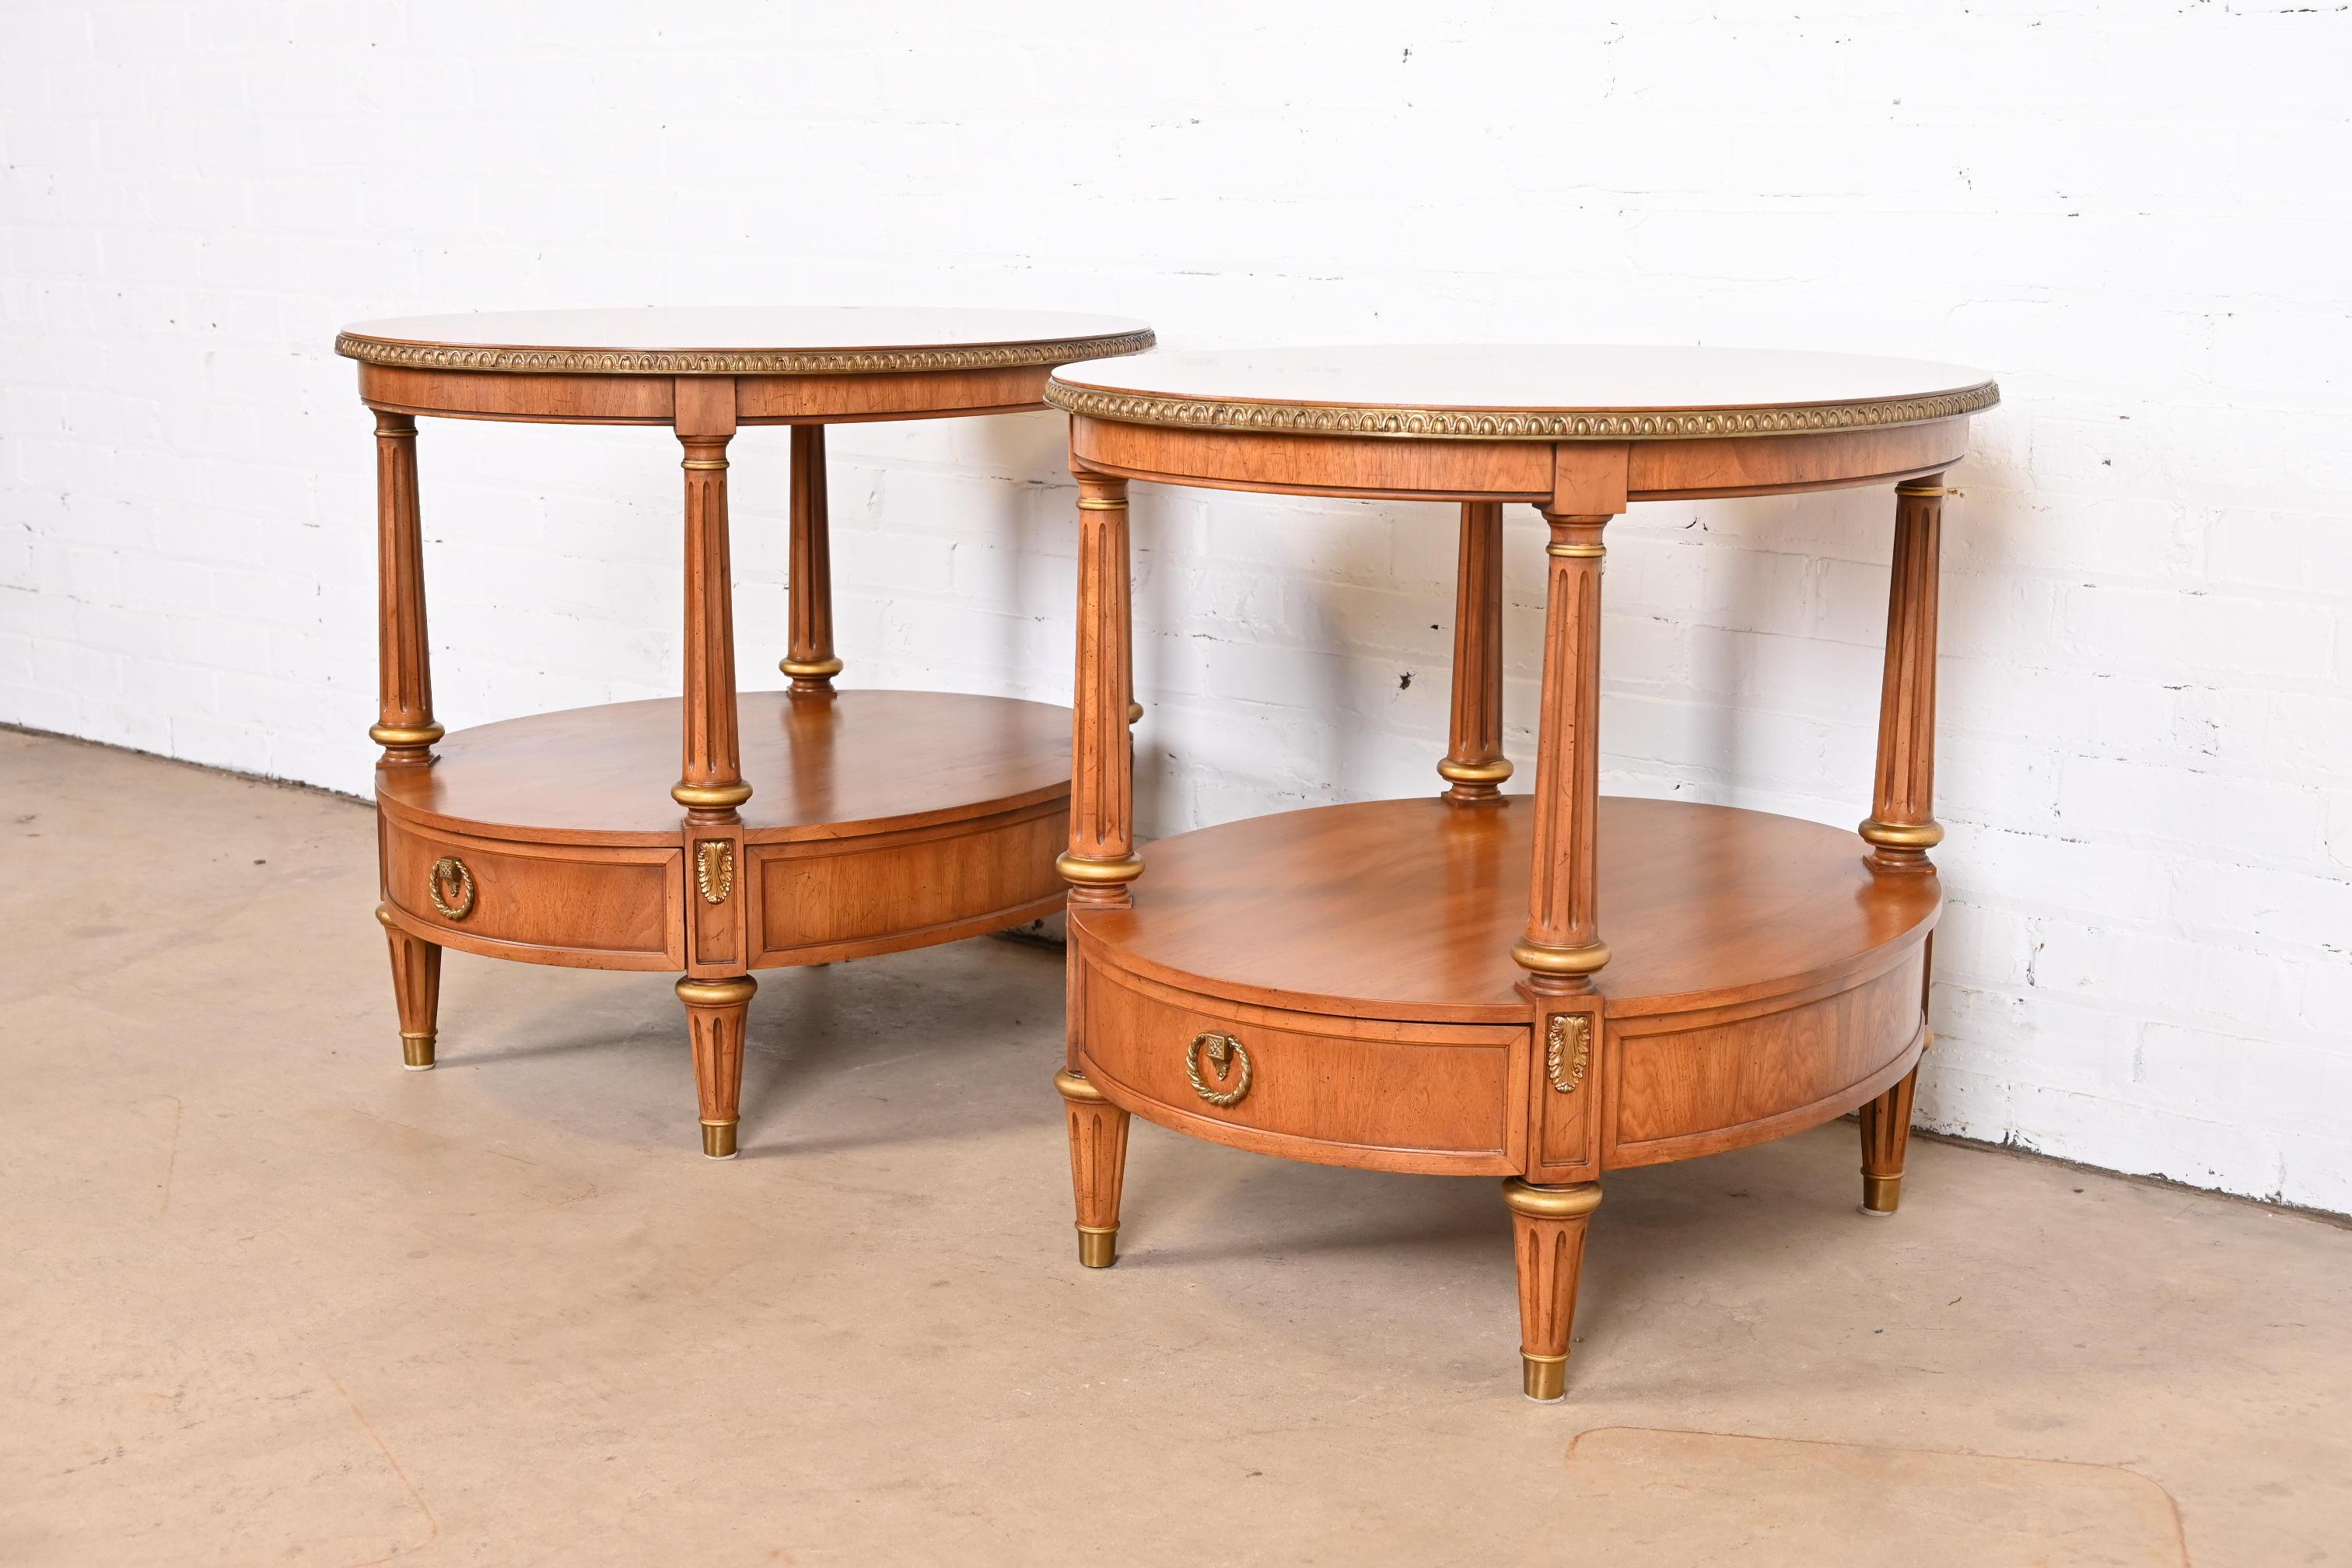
left=1185, top=1031, right=1253, bottom=1108
left=1045, top=378, right=2000, bottom=442
left=694, top=840, right=734, bottom=905
left=336, top=327, right=1157, bottom=376
left=1545, top=1014, right=1591, bottom=1094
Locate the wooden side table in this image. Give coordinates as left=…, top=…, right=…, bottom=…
left=1041, top=345, right=1997, bottom=1398
left=338, top=306, right=1152, bottom=1157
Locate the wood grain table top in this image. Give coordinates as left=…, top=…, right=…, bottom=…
left=1048, top=344, right=1997, bottom=440
left=338, top=306, right=1154, bottom=376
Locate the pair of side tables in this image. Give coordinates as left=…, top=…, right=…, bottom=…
left=337, top=310, right=1997, bottom=1400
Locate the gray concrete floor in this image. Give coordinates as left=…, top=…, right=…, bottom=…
left=2, top=727, right=2347, bottom=1566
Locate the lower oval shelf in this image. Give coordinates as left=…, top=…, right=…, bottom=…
left=1069, top=795, right=1939, bottom=1176
left=377, top=689, right=1071, bottom=971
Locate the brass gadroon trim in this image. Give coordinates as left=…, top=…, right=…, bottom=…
left=1045, top=377, right=2000, bottom=443
left=1545, top=1014, right=1591, bottom=1094
left=779, top=655, right=844, bottom=679
left=370, top=722, right=444, bottom=747
left=426, top=856, right=474, bottom=921
left=1185, top=1032, right=1252, bottom=1108
left=337, top=327, right=1158, bottom=377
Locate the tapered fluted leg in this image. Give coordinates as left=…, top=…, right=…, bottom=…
left=1859, top=1065, right=1920, bottom=1216
left=1503, top=1178, right=1601, bottom=1401
left=377, top=904, right=442, bottom=1070
left=1055, top=1069, right=1130, bottom=1267
left=677, top=975, right=754, bottom=1159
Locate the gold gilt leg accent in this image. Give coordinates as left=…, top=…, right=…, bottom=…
left=377, top=904, right=442, bottom=1070
left=1859, top=1062, right=1922, bottom=1216
left=677, top=975, right=755, bottom=1159
left=1503, top=1178, right=1602, bottom=1402
left=1055, top=1069, right=1130, bottom=1267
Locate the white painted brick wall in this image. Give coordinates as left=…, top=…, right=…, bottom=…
left=5, top=0, right=2348, bottom=1209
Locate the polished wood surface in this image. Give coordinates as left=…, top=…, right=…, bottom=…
left=1073, top=954, right=1529, bottom=1176
left=378, top=691, right=1069, bottom=843
left=352, top=306, right=1149, bottom=1154
left=1051, top=341, right=1986, bottom=1398
left=1073, top=796, right=1940, bottom=1024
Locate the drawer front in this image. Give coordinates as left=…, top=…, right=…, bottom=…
left=750, top=799, right=1064, bottom=963
left=381, top=815, right=684, bottom=970
left=1076, top=950, right=1528, bottom=1176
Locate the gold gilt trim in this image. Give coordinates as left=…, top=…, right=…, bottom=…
left=336, top=328, right=1157, bottom=376
left=695, top=840, right=735, bottom=905
left=1045, top=379, right=2000, bottom=442
left=1545, top=1013, right=1591, bottom=1094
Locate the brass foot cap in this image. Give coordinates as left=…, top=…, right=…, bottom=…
left=1861, top=1173, right=1902, bottom=1215
left=1521, top=1353, right=1567, bottom=1402
left=702, top=1122, right=739, bottom=1160
left=401, top=1035, right=436, bottom=1070
left=1077, top=1226, right=1118, bottom=1269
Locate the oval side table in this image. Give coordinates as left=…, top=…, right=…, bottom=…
left=338, top=306, right=1153, bottom=1157
left=1041, top=344, right=1997, bottom=1397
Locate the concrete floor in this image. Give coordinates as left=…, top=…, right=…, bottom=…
left=2, top=729, right=2347, bottom=1566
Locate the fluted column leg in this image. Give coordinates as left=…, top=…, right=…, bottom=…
left=677, top=976, right=755, bottom=1159
left=1857, top=477, right=1950, bottom=1209
left=1503, top=1179, right=1602, bottom=1401
left=671, top=378, right=752, bottom=1157
left=1055, top=1069, right=1131, bottom=1267
left=369, top=410, right=440, bottom=765
left=1859, top=1059, right=1921, bottom=1216
left=1512, top=510, right=1612, bottom=992
left=376, top=904, right=442, bottom=1070
left=782, top=424, right=841, bottom=696
left=1057, top=469, right=1140, bottom=908
left=1440, top=502, right=1512, bottom=803
left=1861, top=477, right=1945, bottom=871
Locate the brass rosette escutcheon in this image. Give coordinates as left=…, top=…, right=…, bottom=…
left=427, top=856, right=474, bottom=921
left=1185, top=1031, right=1252, bottom=1108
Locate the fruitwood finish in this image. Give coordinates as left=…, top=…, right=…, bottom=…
left=343, top=307, right=1151, bottom=1155
left=1044, top=344, right=1993, bottom=1398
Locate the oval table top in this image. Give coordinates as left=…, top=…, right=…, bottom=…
left=338, top=306, right=1155, bottom=376
left=1048, top=344, right=1997, bottom=441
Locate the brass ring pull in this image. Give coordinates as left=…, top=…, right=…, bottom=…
left=1185, top=1031, right=1252, bottom=1108
left=427, top=856, right=475, bottom=921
